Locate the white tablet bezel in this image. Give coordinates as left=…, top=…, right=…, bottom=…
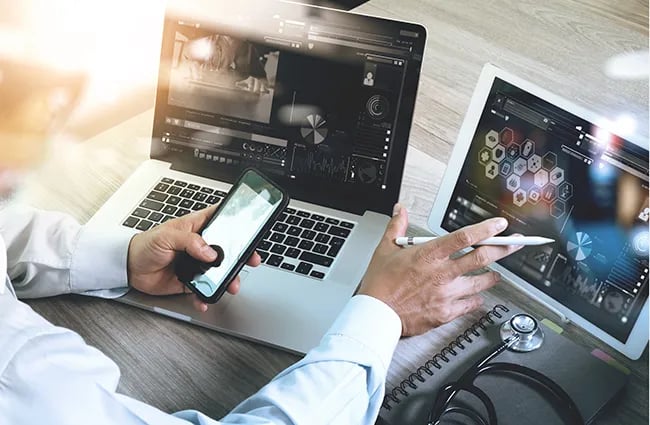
left=427, top=63, right=649, bottom=360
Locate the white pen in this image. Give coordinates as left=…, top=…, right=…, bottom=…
left=395, top=236, right=555, bottom=246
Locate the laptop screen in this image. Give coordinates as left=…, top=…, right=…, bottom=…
left=441, top=77, right=649, bottom=343
left=152, top=2, right=426, bottom=215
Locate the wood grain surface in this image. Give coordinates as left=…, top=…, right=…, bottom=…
left=18, top=1, right=648, bottom=424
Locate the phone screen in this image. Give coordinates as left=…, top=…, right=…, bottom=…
left=190, top=170, right=284, bottom=297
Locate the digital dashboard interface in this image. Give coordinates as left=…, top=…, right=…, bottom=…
left=154, top=3, right=425, bottom=215
left=442, top=78, right=649, bottom=343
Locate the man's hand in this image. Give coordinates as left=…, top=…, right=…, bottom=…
left=358, top=204, right=523, bottom=336
left=127, top=205, right=261, bottom=312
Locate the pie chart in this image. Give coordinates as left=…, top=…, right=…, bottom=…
left=300, top=114, right=328, bottom=145
left=567, top=232, right=592, bottom=261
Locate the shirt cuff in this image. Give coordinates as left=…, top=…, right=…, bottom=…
left=70, top=225, right=136, bottom=293
left=324, top=295, right=402, bottom=374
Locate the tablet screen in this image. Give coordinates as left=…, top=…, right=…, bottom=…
left=442, top=77, right=649, bottom=343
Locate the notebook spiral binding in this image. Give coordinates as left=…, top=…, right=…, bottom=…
left=381, top=304, right=510, bottom=411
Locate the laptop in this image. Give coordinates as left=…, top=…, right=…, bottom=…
left=428, top=64, right=649, bottom=360
left=88, top=0, right=426, bottom=354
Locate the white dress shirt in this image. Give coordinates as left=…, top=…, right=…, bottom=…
left=0, top=205, right=401, bottom=425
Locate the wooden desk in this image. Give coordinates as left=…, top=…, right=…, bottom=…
left=21, top=0, right=648, bottom=423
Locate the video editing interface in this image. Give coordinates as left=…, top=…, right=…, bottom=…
left=156, top=8, right=424, bottom=214
left=443, top=78, right=649, bottom=342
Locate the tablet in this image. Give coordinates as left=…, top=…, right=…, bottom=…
left=428, top=64, right=649, bottom=359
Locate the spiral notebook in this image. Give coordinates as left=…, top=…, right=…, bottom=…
left=378, top=305, right=629, bottom=425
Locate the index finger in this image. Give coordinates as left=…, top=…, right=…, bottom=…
left=174, top=204, right=218, bottom=232
left=429, top=217, right=508, bottom=258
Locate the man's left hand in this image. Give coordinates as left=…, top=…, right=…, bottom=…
left=126, top=205, right=261, bottom=312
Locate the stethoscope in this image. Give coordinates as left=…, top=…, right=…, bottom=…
left=426, top=313, right=585, bottom=425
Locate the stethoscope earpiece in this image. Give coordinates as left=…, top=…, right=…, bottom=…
left=500, top=313, right=544, bottom=352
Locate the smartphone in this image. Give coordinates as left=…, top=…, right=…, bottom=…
left=182, top=168, right=289, bottom=303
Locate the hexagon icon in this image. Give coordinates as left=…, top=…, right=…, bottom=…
left=521, top=139, right=535, bottom=158
left=527, top=154, right=542, bottom=173
left=549, top=167, right=565, bottom=185
left=559, top=182, right=573, bottom=200
left=479, top=147, right=491, bottom=165
left=485, top=130, right=499, bottom=148
left=534, top=169, right=549, bottom=187
left=542, top=185, right=558, bottom=203
left=485, top=161, right=498, bottom=179
left=500, top=127, right=514, bottom=145
left=550, top=200, right=566, bottom=219
left=492, top=144, right=506, bottom=163
left=506, top=143, right=520, bottom=161
left=513, top=188, right=527, bottom=207
left=499, top=161, right=513, bottom=177
left=506, top=174, right=521, bottom=192
left=528, top=187, right=541, bottom=204
left=513, top=158, right=528, bottom=176
left=542, top=152, right=557, bottom=171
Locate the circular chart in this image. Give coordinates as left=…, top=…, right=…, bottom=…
left=366, top=94, right=389, bottom=120
left=300, top=114, right=328, bottom=145
left=567, top=231, right=593, bottom=261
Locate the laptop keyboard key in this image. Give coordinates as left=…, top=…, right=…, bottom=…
left=192, top=202, right=207, bottom=211
left=297, top=210, right=310, bottom=218
left=301, top=230, right=316, bottom=240
left=340, top=221, right=355, bottom=229
left=140, top=199, right=164, bottom=211
left=206, top=195, right=220, bottom=204
left=310, top=270, right=325, bottom=279
left=315, top=233, right=330, bottom=244
left=180, top=189, right=195, bottom=198
left=149, top=212, right=164, bottom=222
left=258, top=240, right=272, bottom=251
left=267, top=254, right=283, bottom=267
left=286, top=216, right=301, bottom=225
left=286, top=248, right=301, bottom=258
left=313, top=243, right=329, bottom=255
left=330, top=237, right=345, bottom=247
left=136, top=220, right=154, bottom=231
left=285, top=207, right=296, bottom=214
left=298, top=240, right=314, bottom=250
left=258, top=251, right=269, bottom=262
left=296, top=262, right=313, bottom=275
left=200, top=187, right=214, bottom=194
left=133, top=208, right=150, bottom=218
left=192, top=192, right=208, bottom=202
left=273, top=222, right=288, bottom=233
left=161, top=177, right=174, bottom=184
left=123, top=216, right=139, bottom=228
left=180, top=199, right=194, bottom=209
left=285, top=236, right=299, bottom=247
left=162, top=205, right=177, bottom=215
left=188, top=184, right=200, bottom=191
left=215, top=190, right=228, bottom=197
left=172, top=180, right=187, bottom=187
left=278, top=213, right=288, bottom=222
left=287, top=226, right=302, bottom=236
left=270, top=244, right=286, bottom=255
left=167, top=185, right=182, bottom=195
left=327, top=226, right=351, bottom=238
left=167, top=196, right=181, bottom=205
left=270, top=233, right=285, bottom=243
left=327, top=245, right=341, bottom=258
left=281, top=263, right=295, bottom=271
left=311, top=214, right=325, bottom=221
left=299, top=252, right=333, bottom=267
left=299, top=219, right=315, bottom=229
left=147, top=191, right=168, bottom=202
left=175, top=208, right=190, bottom=217
left=325, top=217, right=340, bottom=225
left=155, top=183, right=170, bottom=192
left=314, top=222, right=329, bottom=233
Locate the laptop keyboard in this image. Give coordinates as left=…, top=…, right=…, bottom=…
left=122, top=177, right=354, bottom=280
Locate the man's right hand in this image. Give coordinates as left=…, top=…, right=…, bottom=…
left=358, top=204, right=523, bottom=336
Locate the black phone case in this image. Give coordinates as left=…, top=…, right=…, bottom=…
left=178, top=167, right=290, bottom=304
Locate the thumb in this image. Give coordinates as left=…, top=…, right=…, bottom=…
left=382, top=203, right=408, bottom=242
left=165, top=229, right=219, bottom=262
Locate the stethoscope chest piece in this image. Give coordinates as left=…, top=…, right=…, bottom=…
left=500, top=313, right=544, bottom=352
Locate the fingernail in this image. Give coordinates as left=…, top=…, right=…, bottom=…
left=494, top=218, right=508, bottom=231
left=201, top=244, right=218, bottom=260
left=393, top=203, right=402, bottom=217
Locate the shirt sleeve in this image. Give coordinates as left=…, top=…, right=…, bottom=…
left=0, top=204, right=134, bottom=298
left=0, top=293, right=401, bottom=425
